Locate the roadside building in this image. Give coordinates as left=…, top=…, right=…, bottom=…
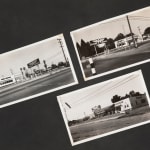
left=114, top=98, right=132, bottom=113
left=114, top=35, right=138, bottom=48
left=142, top=34, right=150, bottom=40
left=0, top=75, right=16, bottom=88
left=92, top=105, right=103, bottom=117
left=129, top=93, right=148, bottom=108
left=92, top=105, right=115, bottom=118
left=114, top=93, right=148, bottom=113
left=92, top=93, right=148, bottom=117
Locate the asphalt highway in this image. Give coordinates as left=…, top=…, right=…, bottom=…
left=0, top=68, right=75, bottom=105
left=83, top=42, right=150, bottom=77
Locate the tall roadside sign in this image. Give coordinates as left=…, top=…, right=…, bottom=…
left=27, top=58, right=40, bottom=68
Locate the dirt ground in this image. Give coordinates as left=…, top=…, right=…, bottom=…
left=70, top=106, right=150, bottom=142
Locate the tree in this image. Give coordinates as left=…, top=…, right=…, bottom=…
left=51, top=64, right=58, bottom=70
left=126, top=32, right=135, bottom=37
left=80, top=39, right=92, bottom=57
left=23, top=67, right=26, bottom=71
left=144, top=27, right=150, bottom=35
left=129, top=90, right=142, bottom=97
left=129, top=90, right=136, bottom=97
left=114, top=33, right=125, bottom=41
left=58, top=61, right=65, bottom=67
left=111, top=94, right=121, bottom=103
left=43, top=60, right=48, bottom=71
left=106, top=38, right=115, bottom=49
left=76, top=39, right=96, bottom=58
left=20, top=68, right=23, bottom=73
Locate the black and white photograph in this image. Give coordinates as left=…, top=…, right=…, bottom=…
left=0, top=34, right=77, bottom=108
left=58, top=70, right=150, bottom=146
left=71, top=6, right=150, bottom=80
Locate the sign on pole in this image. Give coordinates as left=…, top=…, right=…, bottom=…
left=27, top=58, right=40, bottom=68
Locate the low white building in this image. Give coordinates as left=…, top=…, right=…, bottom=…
left=114, top=94, right=148, bottom=113
left=114, top=98, right=132, bottom=113
left=0, top=75, right=16, bottom=88
left=114, top=35, right=138, bottom=48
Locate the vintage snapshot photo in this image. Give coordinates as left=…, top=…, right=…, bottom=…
left=58, top=70, right=150, bottom=146
left=0, top=34, right=78, bottom=108
left=71, top=6, right=150, bottom=80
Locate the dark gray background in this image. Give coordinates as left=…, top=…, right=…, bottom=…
left=0, top=0, right=150, bottom=150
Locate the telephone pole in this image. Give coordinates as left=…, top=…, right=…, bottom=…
left=137, top=26, right=144, bottom=41
left=57, top=39, right=68, bottom=64
left=126, top=15, right=137, bottom=48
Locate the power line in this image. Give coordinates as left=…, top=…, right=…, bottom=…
left=71, top=81, right=114, bottom=106
left=130, top=18, right=150, bottom=21
left=93, top=15, right=150, bottom=26
left=129, top=16, right=150, bottom=21
left=99, top=74, right=139, bottom=97
left=74, top=76, right=133, bottom=105
left=76, top=74, right=139, bottom=106
left=129, top=15, right=150, bottom=19
left=73, top=74, right=139, bottom=107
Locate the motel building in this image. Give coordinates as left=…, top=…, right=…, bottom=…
left=114, top=35, right=139, bottom=48
left=0, top=75, right=16, bottom=88
left=92, top=93, right=148, bottom=118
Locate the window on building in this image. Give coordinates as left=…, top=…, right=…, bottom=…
left=141, top=99, right=146, bottom=103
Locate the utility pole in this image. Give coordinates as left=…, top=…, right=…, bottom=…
left=94, top=45, right=98, bottom=56
left=43, top=60, right=48, bottom=71
left=57, top=39, right=68, bottom=64
left=126, top=15, right=138, bottom=48
left=137, top=26, right=144, bottom=41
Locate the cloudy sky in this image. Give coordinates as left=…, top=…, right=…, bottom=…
left=59, top=71, right=149, bottom=120
left=0, top=34, right=69, bottom=77
left=72, top=7, right=150, bottom=44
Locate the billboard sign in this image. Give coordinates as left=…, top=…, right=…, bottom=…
left=27, top=58, right=40, bottom=68
left=90, top=38, right=107, bottom=46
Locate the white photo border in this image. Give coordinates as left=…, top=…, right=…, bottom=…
left=70, top=6, right=150, bottom=81
left=0, top=34, right=78, bottom=108
left=57, top=70, right=150, bottom=146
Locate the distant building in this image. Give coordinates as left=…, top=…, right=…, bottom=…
left=14, top=73, right=24, bottom=82
left=142, top=34, right=150, bottom=40
left=92, top=105, right=102, bottom=117
left=92, top=93, right=149, bottom=117
left=114, top=98, right=132, bottom=113
left=114, top=93, right=148, bottom=113
left=0, top=75, right=16, bottom=88
left=92, top=105, right=115, bottom=117
left=114, top=35, right=138, bottom=48
left=129, top=94, right=148, bottom=108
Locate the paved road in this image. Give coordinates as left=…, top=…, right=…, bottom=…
left=83, top=42, right=150, bottom=77
left=0, top=68, right=75, bottom=105
left=70, top=109, right=150, bottom=142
